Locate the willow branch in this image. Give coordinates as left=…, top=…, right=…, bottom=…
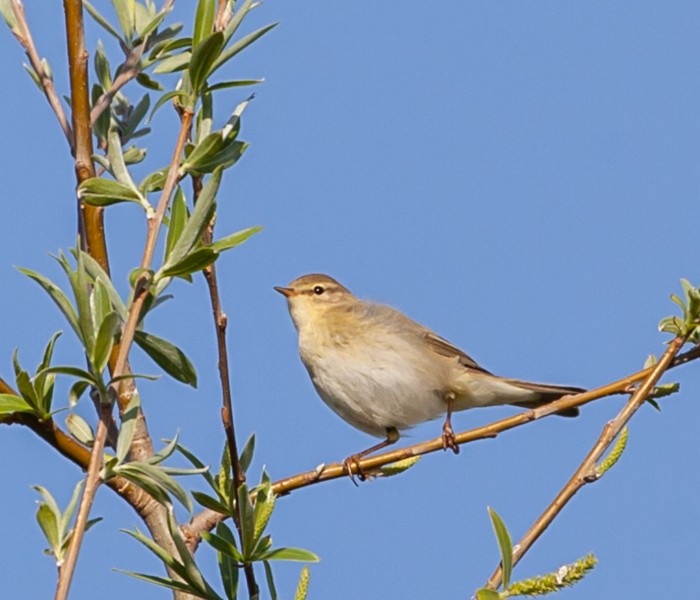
left=199, top=190, right=257, bottom=597
left=483, top=334, right=688, bottom=591
left=89, top=47, right=143, bottom=126
left=184, top=341, right=699, bottom=545
left=9, top=0, right=73, bottom=148
left=88, top=0, right=177, bottom=127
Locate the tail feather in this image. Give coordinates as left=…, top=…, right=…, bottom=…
left=509, top=381, right=585, bottom=417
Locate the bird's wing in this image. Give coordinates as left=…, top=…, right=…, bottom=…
left=422, top=330, right=492, bottom=374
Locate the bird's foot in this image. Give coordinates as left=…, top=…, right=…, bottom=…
left=441, top=420, right=460, bottom=454
left=342, top=454, right=367, bottom=486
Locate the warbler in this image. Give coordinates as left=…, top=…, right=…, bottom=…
left=275, top=274, right=583, bottom=471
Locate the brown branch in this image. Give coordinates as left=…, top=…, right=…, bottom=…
left=89, top=48, right=143, bottom=127
left=9, top=0, right=74, bottom=148
left=483, top=334, right=688, bottom=591
left=54, top=0, right=105, bottom=595
left=58, top=0, right=193, bottom=593
left=198, top=180, right=257, bottom=596
left=184, top=341, right=700, bottom=544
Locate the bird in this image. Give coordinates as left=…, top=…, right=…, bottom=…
left=275, top=274, right=583, bottom=478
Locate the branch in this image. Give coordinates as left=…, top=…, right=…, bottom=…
left=483, top=334, right=688, bottom=591
left=89, top=47, right=143, bottom=127
left=57, top=1, right=194, bottom=594
left=185, top=341, right=699, bottom=543
left=9, top=0, right=74, bottom=148
left=198, top=181, right=258, bottom=597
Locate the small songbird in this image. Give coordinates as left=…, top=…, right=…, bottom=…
left=275, top=274, right=583, bottom=474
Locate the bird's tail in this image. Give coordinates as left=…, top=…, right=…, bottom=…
left=509, top=381, right=585, bottom=417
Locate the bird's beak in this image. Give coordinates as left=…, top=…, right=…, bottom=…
left=274, top=286, right=295, bottom=298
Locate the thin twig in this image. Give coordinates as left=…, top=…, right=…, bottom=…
left=184, top=341, right=699, bottom=545
left=198, top=182, right=258, bottom=596
left=9, top=0, right=74, bottom=148
left=483, top=334, right=688, bottom=591
left=89, top=48, right=143, bottom=126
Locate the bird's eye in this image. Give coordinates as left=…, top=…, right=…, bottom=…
left=313, top=285, right=325, bottom=295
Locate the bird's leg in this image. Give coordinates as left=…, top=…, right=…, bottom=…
left=343, top=427, right=400, bottom=485
left=442, top=393, right=460, bottom=454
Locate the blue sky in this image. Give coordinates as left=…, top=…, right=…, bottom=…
left=1, top=1, right=699, bottom=598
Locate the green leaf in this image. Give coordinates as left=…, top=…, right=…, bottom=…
left=94, top=40, right=112, bottom=89
left=263, top=561, right=278, bottom=600
left=185, top=140, right=247, bottom=176
left=65, top=413, right=95, bottom=446
left=36, top=503, right=61, bottom=557
left=152, top=51, right=192, bottom=75
left=216, top=523, right=240, bottom=600
left=173, top=441, right=218, bottom=491
left=17, top=267, right=81, bottom=341
left=139, top=167, right=169, bottom=193
left=237, top=483, right=255, bottom=558
left=83, top=0, right=123, bottom=41
left=193, top=0, right=215, bottom=46
left=35, top=331, right=61, bottom=413
left=160, top=168, right=221, bottom=269
left=60, top=479, right=86, bottom=535
left=122, top=526, right=185, bottom=573
left=116, top=393, right=141, bottom=463
left=114, top=461, right=193, bottom=513
left=211, top=226, right=262, bottom=253
left=0, top=0, right=19, bottom=31
left=115, top=571, right=202, bottom=596
left=474, top=589, right=501, bottom=600
left=136, top=5, right=169, bottom=40
left=68, top=380, right=91, bottom=408
left=165, top=187, right=188, bottom=261
left=181, top=131, right=224, bottom=173
left=112, top=0, right=136, bottom=41
left=201, top=530, right=244, bottom=562
left=210, top=22, right=279, bottom=77
left=192, top=490, right=231, bottom=515
left=206, top=79, right=264, bottom=92
left=160, top=247, right=218, bottom=278
left=0, top=393, right=33, bottom=415
left=488, top=507, right=513, bottom=589
left=239, top=433, right=255, bottom=473
left=92, top=311, right=121, bottom=373
left=89, top=278, right=111, bottom=333
left=189, top=31, right=225, bottom=95
left=122, top=94, right=151, bottom=140
left=13, top=356, right=40, bottom=410
left=135, top=72, right=163, bottom=91
left=222, top=0, right=255, bottom=44
left=378, top=455, right=421, bottom=477
left=258, top=547, right=320, bottom=563
left=149, top=90, right=189, bottom=120
left=133, top=330, right=197, bottom=387
left=77, top=177, right=144, bottom=206
left=39, top=366, right=99, bottom=386
left=70, top=249, right=128, bottom=321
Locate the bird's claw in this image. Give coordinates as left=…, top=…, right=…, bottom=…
left=342, top=455, right=367, bottom=485
left=441, top=421, right=460, bottom=454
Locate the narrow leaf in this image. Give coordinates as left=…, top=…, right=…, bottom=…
left=189, top=31, right=225, bottom=94
left=116, top=393, right=141, bottom=463
left=77, top=177, right=143, bottom=206
left=0, top=393, right=34, bottom=415
left=65, top=413, right=95, bottom=446
left=211, top=23, right=278, bottom=77
left=193, top=0, right=215, bottom=46
left=92, top=312, right=121, bottom=373
left=488, top=507, right=513, bottom=589
left=211, top=226, right=262, bottom=253
left=133, top=330, right=197, bottom=387
left=259, top=547, right=320, bottom=563
left=17, top=268, right=81, bottom=341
